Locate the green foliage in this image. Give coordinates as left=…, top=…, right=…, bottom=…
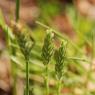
left=0, top=1, right=95, bottom=95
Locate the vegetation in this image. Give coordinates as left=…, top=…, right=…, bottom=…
left=0, top=0, right=95, bottom=95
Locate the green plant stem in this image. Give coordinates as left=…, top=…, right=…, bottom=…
left=12, top=61, right=17, bottom=95
left=45, top=65, right=49, bottom=95
left=57, top=80, right=61, bottom=95
left=26, top=60, right=29, bottom=95
left=16, top=0, right=20, bottom=22
left=11, top=44, right=17, bottom=95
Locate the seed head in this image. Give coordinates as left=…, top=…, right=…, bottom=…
left=55, top=41, right=67, bottom=80
left=42, top=29, right=54, bottom=65
left=12, top=23, right=35, bottom=60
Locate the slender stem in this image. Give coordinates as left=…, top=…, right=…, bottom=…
left=57, top=80, right=61, bottom=95
left=12, top=62, right=17, bottom=95
left=45, top=65, right=49, bottom=95
left=26, top=60, right=29, bottom=95
left=12, top=1, right=20, bottom=94
left=11, top=43, right=17, bottom=95
left=16, top=0, right=20, bottom=22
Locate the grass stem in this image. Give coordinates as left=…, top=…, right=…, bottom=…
left=45, top=65, right=49, bottom=95
left=26, top=60, right=29, bottom=95
left=57, top=80, right=61, bottom=95
left=16, top=0, right=20, bottom=22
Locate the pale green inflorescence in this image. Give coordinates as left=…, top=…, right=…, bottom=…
left=17, top=33, right=34, bottom=60
left=55, top=41, right=67, bottom=80
left=42, top=29, right=54, bottom=65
